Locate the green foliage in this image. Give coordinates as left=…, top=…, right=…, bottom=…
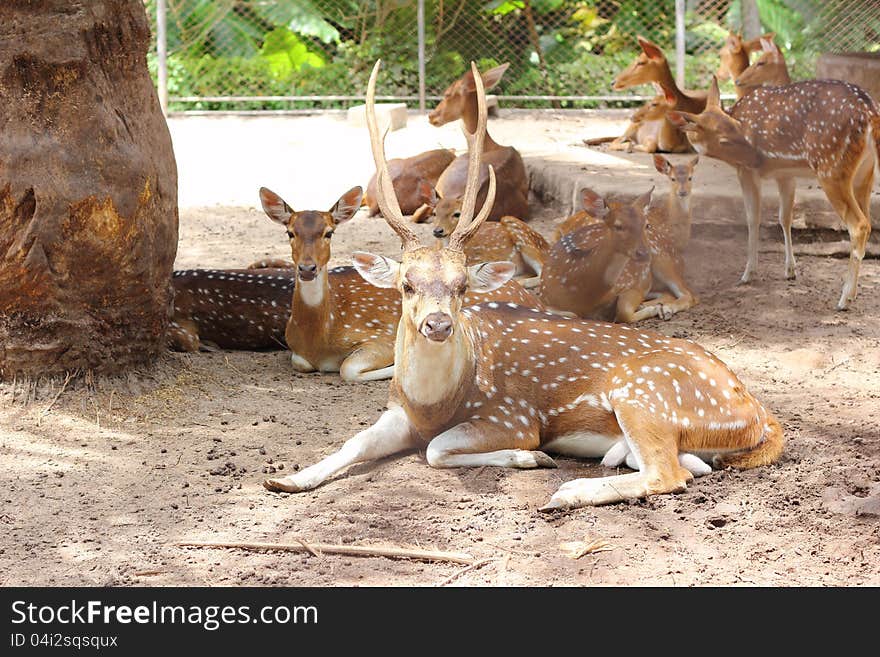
left=260, top=27, right=325, bottom=78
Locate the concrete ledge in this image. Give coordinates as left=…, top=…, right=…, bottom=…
left=817, top=52, right=880, bottom=103
left=347, top=102, right=408, bottom=131
left=525, top=149, right=880, bottom=231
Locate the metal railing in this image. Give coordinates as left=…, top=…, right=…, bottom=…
left=146, top=1, right=880, bottom=115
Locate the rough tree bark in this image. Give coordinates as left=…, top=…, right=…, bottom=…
left=0, top=1, right=178, bottom=379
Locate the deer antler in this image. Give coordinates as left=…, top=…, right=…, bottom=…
left=448, top=61, right=497, bottom=252
left=365, top=60, right=421, bottom=251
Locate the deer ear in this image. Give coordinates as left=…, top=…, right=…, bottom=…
left=468, top=261, right=516, bottom=293
left=760, top=38, right=777, bottom=53
left=653, top=154, right=671, bottom=175
left=632, top=186, right=654, bottom=213
left=416, top=180, right=439, bottom=208
left=461, top=68, right=477, bottom=93
left=480, top=63, right=510, bottom=91
left=668, top=110, right=695, bottom=128
left=259, top=187, right=293, bottom=224
left=707, top=76, right=722, bottom=109
left=689, top=155, right=700, bottom=168
left=637, top=36, right=665, bottom=60
left=580, top=188, right=609, bottom=218
left=330, top=186, right=363, bottom=225
left=351, top=251, right=399, bottom=289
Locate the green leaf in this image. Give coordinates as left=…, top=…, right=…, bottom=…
left=260, top=27, right=325, bottom=79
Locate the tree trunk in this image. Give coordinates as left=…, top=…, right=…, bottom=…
left=0, top=1, right=178, bottom=379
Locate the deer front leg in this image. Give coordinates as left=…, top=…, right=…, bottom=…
left=642, top=252, right=698, bottom=319
left=425, top=421, right=557, bottom=469
left=339, top=341, right=395, bottom=382
left=541, top=404, right=692, bottom=510
left=776, top=177, right=797, bottom=279
left=264, top=405, right=416, bottom=492
left=737, top=167, right=762, bottom=284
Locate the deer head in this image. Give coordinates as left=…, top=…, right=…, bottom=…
left=428, top=63, right=509, bottom=127
left=653, top=154, right=699, bottom=200
left=260, top=186, right=362, bottom=282
left=734, top=37, right=790, bottom=92
left=581, top=188, right=653, bottom=264
left=668, top=77, right=762, bottom=168
left=717, top=32, right=774, bottom=80
left=354, top=60, right=513, bottom=344
left=613, top=36, right=668, bottom=91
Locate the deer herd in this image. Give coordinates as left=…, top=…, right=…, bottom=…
left=170, top=32, right=878, bottom=512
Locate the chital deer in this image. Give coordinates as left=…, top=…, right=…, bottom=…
left=670, top=77, right=880, bottom=309
left=734, top=38, right=791, bottom=95
left=264, top=60, right=784, bottom=510
left=363, top=148, right=456, bottom=216
left=607, top=88, right=691, bottom=153
left=260, top=185, right=541, bottom=381
left=613, top=36, right=707, bottom=114
left=430, top=206, right=547, bottom=287
left=549, top=156, right=699, bottom=321
left=169, top=268, right=295, bottom=351
left=419, top=63, right=529, bottom=224
left=540, top=188, right=657, bottom=322
left=717, top=31, right=775, bottom=98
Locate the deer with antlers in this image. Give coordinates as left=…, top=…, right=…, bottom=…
left=671, top=77, right=879, bottom=310
left=259, top=184, right=540, bottom=382
left=169, top=268, right=296, bottom=352
left=414, top=63, right=529, bottom=225
left=717, top=31, right=776, bottom=98
left=263, top=60, right=784, bottom=510
left=429, top=205, right=547, bottom=288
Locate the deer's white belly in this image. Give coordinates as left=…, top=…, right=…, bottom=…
left=544, top=432, right=620, bottom=458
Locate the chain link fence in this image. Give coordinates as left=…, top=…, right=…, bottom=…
left=145, top=1, right=880, bottom=113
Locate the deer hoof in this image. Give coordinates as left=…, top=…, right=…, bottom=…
left=532, top=451, right=558, bottom=469
left=263, top=476, right=304, bottom=493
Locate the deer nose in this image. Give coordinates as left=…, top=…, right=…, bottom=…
left=427, top=111, right=441, bottom=126
left=297, top=263, right=317, bottom=281
left=433, top=227, right=446, bottom=238
left=421, top=312, right=453, bottom=342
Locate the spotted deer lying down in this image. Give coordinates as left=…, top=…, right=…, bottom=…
left=169, top=268, right=295, bottom=351
left=258, top=184, right=541, bottom=382
left=263, top=60, right=784, bottom=510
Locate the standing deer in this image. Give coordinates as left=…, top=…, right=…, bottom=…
left=169, top=268, right=296, bottom=351
left=734, top=38, right=791, bottom=95
left=363, top=148, right=455, bottom=217
left=418, top=63, right=529, bottom=224
left=264, top=60, right=784, bottom=510
left=613, top=36, right=707, bottom=114
left=430, top=208, right=547, bottom=288
left=670, top=77, right=880, bottom=309
left=717, top=31, right=775, bottom=98
left=260, top=185, right=541, bottom=381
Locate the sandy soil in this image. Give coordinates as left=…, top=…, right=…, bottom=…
left=2, top=113, right=879, bottom=587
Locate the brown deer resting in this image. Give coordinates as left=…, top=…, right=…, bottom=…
left=259, top=185, right=541, bottom=382
left=431, top=211, right=548, bottom=288
left=263, top=60, right=784, bottom=511
left=363, top=148, right=455, bottom=216
left=169, top=268, right=296, bottom=351
left=547, top=155, right=700, bottom=322
left=418, top=63, right=529, bottom=225
left=607, top=89, right=692, bottom=154
left=671, top=77, right=880, bottom=310
left=613, top=36, right=707, bottom=114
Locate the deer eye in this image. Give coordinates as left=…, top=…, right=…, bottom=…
left=324, top=230, right=334, bottom=239
left=402, top=282, right=415, bottom=295
left=688, top=177, right=693, bottom=181
left=756, top=61, right=765, bottom=67
left=452, top=211, right=461, bottom=218
left=286, top=230, right=294, bottom=239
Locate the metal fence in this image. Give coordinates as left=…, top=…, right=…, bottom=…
left=145, top=1, right=880, bottom=114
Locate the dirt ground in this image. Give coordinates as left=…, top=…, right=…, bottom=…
left=2, top=113, right=879, bottom=587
